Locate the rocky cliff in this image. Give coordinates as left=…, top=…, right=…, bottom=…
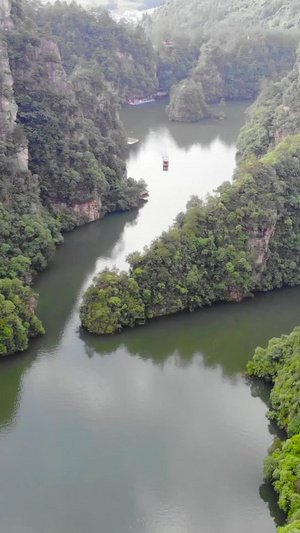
left=0, top=0, right=146, bottom=229
left=0, top=0, right=27, bottom=170
left=0, top=0, right=149, bottom=355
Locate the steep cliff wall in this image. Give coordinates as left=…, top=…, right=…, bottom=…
left=0, top=37, right=17, bottom=136
left=0, top=0, right=28, bottom=173
left=6, top=1, right=145, bottom=228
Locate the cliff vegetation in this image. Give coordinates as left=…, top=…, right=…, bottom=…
left=0, top=0, right=153, bottom=355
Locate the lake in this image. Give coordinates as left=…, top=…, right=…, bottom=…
left=0, top=100, right=295, bottom=533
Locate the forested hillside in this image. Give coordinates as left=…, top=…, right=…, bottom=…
left=33, top=1, right=158, bottom=98
left=150, top=0, right=300, bottom=122
left=161, top=28, right=298, bottom=121
left=80, top=45, right=300, bottom=334
left=147, top=0, right=300, bottom=42
left=0, top=0, right=154, bottom=355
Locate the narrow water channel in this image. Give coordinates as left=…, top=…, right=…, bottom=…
left=0, top=100, right=295, bottom=533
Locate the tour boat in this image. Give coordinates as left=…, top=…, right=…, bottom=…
left=128, top=98, right=155, bottom=106
left=140, top=191, right=149, bottom=201
left=163, top=156, right=169, bottom=170
left=127, top=137, right=139, bottom=145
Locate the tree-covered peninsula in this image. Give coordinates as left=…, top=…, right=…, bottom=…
left=80, top=45, right=300, bottom=334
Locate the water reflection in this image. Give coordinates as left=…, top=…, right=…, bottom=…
left=260, top=483, right=286, bottom=528
left=0, top=353, right=34, bottom=432
left=81, top=286, right=300, bottom=377
left=34, top=209, right=140, bottom=348
left=121, top=100, right=250, bottom=150
left=0, top=210, right=140, bottom=432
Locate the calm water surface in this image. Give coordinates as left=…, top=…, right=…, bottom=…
left=0, top=101, right=295, bottom=533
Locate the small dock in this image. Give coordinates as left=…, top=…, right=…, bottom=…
left=127, top=137, right=139, bottom=145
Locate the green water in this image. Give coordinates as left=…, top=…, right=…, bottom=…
left=0, top=101, right=293, bottom=533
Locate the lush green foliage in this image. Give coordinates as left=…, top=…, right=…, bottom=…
left=278, top=523, right=300, bottom=533
left=237, top=45, right=300, bottom=163
left=7, top=0, right=147, bottom=226
left=264, top=434, right=300, bottom=522
left=248, top=326, right=300, bottom=531
left=153, top=27, right=297, bottom=123
left=248, top=327, right=300, bottom=437
left=158, top=28, right=298, bottom=118
left=243, top=50, right=300, bottom=529
left=156, top=40, right=199, bottom=91
left=81, top=269, right=145, bottom=334
left=0, top=278, right=44, bottom=355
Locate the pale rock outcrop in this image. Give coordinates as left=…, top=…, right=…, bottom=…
left=250, top=225, right=276, bottom=266
left=0, top=0, right=30, bottom=176
left=54, top=198, right=102, bottom=223
left=34, top=39, right=70, bottom=92
left=0, top=0, right=17, bottom=136
left=0, top=0, right=13, bottom=30
left=15, top=145, right=29, bottom=171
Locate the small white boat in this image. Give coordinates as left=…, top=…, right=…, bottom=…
left=127, top=137, right=139, bottom=145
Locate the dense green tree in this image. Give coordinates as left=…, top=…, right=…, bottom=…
left=264, top=434, right=300, bottom=521
left=81, top=269, right=146, bottom=334
left=0, top=278, right=44, bottom=356
left=170, top=29, right=298, bottom=113
left=248, top=327, right=300, bottom=436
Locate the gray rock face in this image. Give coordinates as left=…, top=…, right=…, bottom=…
left=0, top=0, right=18, bottom=136
left=53, top=198, right=102, bottom=223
